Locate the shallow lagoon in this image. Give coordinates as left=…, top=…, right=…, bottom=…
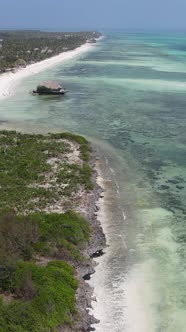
left=0, top=32, right=186, bottom=331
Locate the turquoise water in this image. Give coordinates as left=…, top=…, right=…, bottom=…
left=0, top=32, right=186, bottom=331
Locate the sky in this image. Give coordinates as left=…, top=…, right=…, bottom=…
left=1, top=0, right=186, bottom=30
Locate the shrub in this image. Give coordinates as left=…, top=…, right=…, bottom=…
left=0, top=261, right=77, bottom=331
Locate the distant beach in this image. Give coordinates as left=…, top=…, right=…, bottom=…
left=0, top=42, right=95, bottom=100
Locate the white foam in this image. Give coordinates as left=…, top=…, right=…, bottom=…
left=85, top=58, right=186, bottom=73
left=124, top=261, right=159, bottom=332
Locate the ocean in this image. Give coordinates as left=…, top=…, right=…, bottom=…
left=0, top=31, right=186, bottom=332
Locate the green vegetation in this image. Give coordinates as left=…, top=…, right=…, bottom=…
left=0, top=130, right=93, bottom=213
left=0, top=131, right=93, bottom=331
left=49, top=132, right=92, bottom=161
left=0, top=30, right=101, bottom=72
left=0, top=261, right=78, bottom=332
left=0, top=211, right=90, bottom=264
left=0, top=212, right=90, bottom=331
left=0, top=211, right=90, bottom=331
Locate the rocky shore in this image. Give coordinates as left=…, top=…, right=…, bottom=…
left=0, top=131, right=106, bottom=331
left=65, top=152, right=107, bottom=332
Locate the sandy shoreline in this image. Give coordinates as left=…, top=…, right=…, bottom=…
left=0, top=36, right=107, bottom=331
left=0, top=42, right=95, bottom=100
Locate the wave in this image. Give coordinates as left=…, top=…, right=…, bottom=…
left=61, top=75, right=186, bottom=92
left=81, top=59, right=186, bottom=74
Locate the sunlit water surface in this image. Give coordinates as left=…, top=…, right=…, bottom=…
left=0, top=32, right=186, bottom=332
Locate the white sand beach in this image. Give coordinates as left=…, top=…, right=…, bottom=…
left=0, top=42, right=94, bottom=100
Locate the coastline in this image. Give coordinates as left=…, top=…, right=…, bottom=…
left=0, top=35, right=107, bottom=331
left=0, top=42, right=96, bottom=101
left=68, top=148, right=107, bottom=332
left=0, top=130, right=107, bottom=331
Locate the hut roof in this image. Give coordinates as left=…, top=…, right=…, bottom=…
left=38, top=81, right=63, bottom=90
